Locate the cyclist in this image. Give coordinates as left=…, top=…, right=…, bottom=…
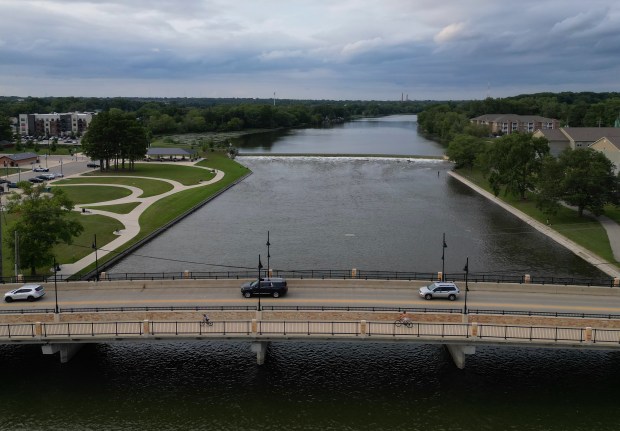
left=202, top=313, right=210, bottom=324
left=399, top=311, right=410, bottom=323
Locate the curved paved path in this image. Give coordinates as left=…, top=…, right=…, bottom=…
left=448, top=171, right=620, bottom=279
left=53, top=162, right=224, bottom=278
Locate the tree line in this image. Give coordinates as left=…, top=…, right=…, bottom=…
left=0, top=96, right=431, bottom=138
left=417, top=92, right=620, bottom=144
left=446, top=132, right=619, bottom=218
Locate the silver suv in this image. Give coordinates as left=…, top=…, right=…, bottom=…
left=4, top=284, right=46, bottom=302
left=419, top=282, right=460, bottom=301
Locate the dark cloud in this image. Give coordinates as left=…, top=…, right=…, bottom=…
left=0, top=0, right=619, bottom=99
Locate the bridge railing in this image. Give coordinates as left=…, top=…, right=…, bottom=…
left=3, top=305, right=620, bottom=321
left=37, top=269, right=616, bottom=287
left=2, top=320, right=620, bottom=346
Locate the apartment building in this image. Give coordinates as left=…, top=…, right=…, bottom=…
left=470, top=114, right=560, bottom=135
left=18, top=112, right=95, bottom=137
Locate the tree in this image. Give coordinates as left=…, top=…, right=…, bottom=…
left=5, top=183, right=84, bottom=274
left=535, top=155, right=565, bottom=215
left=82, top=109, right=148, bottom=171
left=481, top=133, right=549, bottom=199
left=50, top=137, right=58, bottom=153
left=446, top=134, right=485, bottom=169
left=557, top=148, right=618, bottom=217
left=0, top=116, right=11, bottom=141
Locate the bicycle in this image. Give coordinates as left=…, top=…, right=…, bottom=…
left=394, top=319, right=413, bottom=328
left=200, top=319, right=214, bottom=327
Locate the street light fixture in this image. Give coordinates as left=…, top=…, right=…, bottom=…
left=53, top=257, right=61, bottom=314
left=463, top=257, right=469, bottom=315
left=266, top=231, right=271, bottom=276
left=257, top=254, right=263, bottom=311
left=441, top=233, right=447, bottom=281
left=92, top=234, right=99, bottom=281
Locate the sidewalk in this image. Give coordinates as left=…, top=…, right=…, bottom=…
left=53, top=162, right=224, bottom=278
left=448, top=171, right=620, bottom=279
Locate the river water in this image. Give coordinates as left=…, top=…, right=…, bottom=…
left=1, top=115, right=617, bottom=430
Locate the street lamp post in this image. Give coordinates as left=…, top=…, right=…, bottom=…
left=258, top=254, right=263, bottom=311
left=53, top=257, right=61, bottom=314
left=463, top=257, right=469, bottom=315
left=441, top=233, right=447, bottom=281
left=266, top=231, right=271, bottom=276
left=92, top=234, right=99, bottom=281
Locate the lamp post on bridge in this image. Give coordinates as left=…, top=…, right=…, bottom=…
left=463, top=257, right=469, bottom=315
left=53, top=257, right=61, bottom=314
left=257, top=254, right=263, bottom=311
left=441, top=233, right=447, bottom=281
left=266, top=231, right=271, bottom=277
left=92, top=234, right=99, bottom=281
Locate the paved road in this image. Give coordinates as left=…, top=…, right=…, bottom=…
left=3, top=285, right=620, bottom=315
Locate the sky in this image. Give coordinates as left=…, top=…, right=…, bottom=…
left=1, top=0, right=620, bottom=101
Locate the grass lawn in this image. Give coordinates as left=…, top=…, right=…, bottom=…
left=0, top=212, right=123, bottom=276
left=84, top=202, right=141, bottom=214
left=52, top=185, right=133, bottom=204
left=82, top=163, right=216, bottom=186
left=457, top=168, right=619, bottom=266
left=68, top=152, right=250, bottom=278
left=55, top=177, right=173, bottom=198
left=605, top=204, right=620, bottom=224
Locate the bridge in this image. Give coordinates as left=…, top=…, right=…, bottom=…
left=1, top=278, right=620, bottom=368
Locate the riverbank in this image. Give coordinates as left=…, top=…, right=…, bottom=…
left=448, top=171, right=620, bottom=278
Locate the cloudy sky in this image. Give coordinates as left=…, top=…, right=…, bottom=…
left=1, top=0, right=619, bottom=101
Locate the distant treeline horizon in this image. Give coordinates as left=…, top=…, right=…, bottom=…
left=1, top=91, right=619, bottom=139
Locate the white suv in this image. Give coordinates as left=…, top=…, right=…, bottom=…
left=4, top=284, right=46, bottom=302
left=419, top=282, right=460, bottom=301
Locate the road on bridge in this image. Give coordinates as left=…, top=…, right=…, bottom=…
left=3, top=283, right=620, bottom=315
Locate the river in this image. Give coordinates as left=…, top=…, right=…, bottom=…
left=1, top=115, right=617, bottom=430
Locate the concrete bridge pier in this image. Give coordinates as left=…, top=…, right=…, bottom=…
left=41, top=343, right=86, bottom=363
left=251, top=341, right=270, bottom=365
left=445, top=344, right=476, bottom=369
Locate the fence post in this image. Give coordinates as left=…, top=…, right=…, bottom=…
left=183, top=270, right=190, bottom=279
left=614, top=277, right=619, bottom=287
left=584, top=327, right=592, bottom=343
left=470, top=322, right=478, bottom=337
left=360, top=320, right=367, bottom=336
left=143, top=320, right=151, bottom=335
left=524, top=274, right=531, bottom=284
left=437, top=271, right=443, bottom=281
left=351, top=268, right=357, bottom=278
left=35, top=322, right=42, bottom=337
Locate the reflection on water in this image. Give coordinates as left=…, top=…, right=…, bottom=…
left=234, top=115, right=445, bottom=156
left=1, top=342, right=619, bottom=430
left=111, top=157, right=603, bottom=278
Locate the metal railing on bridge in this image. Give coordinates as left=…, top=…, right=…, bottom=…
left=1, top=269, right=616, bottom=287
left=71, top=269, right=620, bottom=287
left=1, top=320, right=620, bottom=346
left=2, top=304, right=620, bottom=321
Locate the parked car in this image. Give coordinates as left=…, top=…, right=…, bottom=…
left=33, top=166, right=49, bottom=172
left=4, top=284, right=46, bottom=302
left=7, top=182, right=18, bottom=188
left=87, top=162, right=100, bottom=168
left=51, top=172, right=64, bottom=178
left=241, top=277, right=288, bottom=298
left=28, top=177, right=44, bottom=183
left=38, top=173, right=56, bottom=180
left=419, top=282, right=460, bottom=301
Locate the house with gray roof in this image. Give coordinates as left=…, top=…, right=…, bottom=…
left=533, top=127, right=620, bottom=173
left=590, top=136, right=620, bottom=175
left=0, top=152, right=39, bottom=167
